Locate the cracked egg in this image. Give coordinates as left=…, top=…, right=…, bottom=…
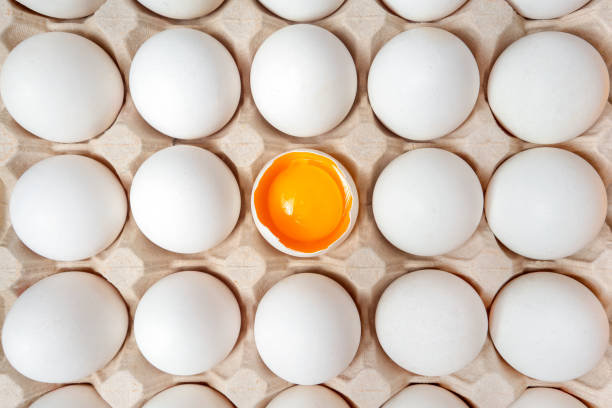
left=251, top=149, right=358, bottom=257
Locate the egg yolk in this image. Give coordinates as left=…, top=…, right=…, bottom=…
left=253, top=151, right=353, bottom=253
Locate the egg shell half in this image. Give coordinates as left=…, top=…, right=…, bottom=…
left=251, top=149, right=358, bottom=257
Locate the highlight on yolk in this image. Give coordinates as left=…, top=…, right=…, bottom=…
left=253, top=151, right=354, bottom=254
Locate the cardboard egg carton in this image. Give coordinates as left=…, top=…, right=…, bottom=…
left=0, top=0, right=611, bottom=406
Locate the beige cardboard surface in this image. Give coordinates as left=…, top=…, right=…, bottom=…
left=0, top=0, right=611, bottom=406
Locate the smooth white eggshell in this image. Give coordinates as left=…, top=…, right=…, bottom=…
left=373, top=148, right=483, bottom=256
left=254, top=273, right=361, bottom=385
left=137, top=0, right=224, bottom=19
left=368, top=27, right=479, bottom=141
left=251, top=149, right=359, bottom=258
left=15, top=0, right=105, bottom=18
left=134, top=271, right=241, bottom=375
left=507, top=0, right=591, bottom=19
left=251, top=24, right=357, bottom=137
left=130, top=145, right=241, bottom=254
left=490, top=272, right=609, bottom=382
left=130, top=28, right=240, bottom=139
left=143, top=384, right=233, bottom=408
left=10, top=155, right=127, bottom=261
left=267, top=386, right=350, bottom=408
left=30, top=385, right=110, bottom=408
left=1, top=272, right=128, bottom=383
left=485, top=147, right=606, bottom=260
left=0, top=32, right=123, bottom=143
left=383, top=385, right=469, bottom=408
left=488, top=31, right=608, bottom=144
left=383, top=0, right=467, bottom=22
left=376, top=270, right=488, bottom=376
left=509, top=388, right=587, bottom=408
left=258, top=0, right=344, bottom=22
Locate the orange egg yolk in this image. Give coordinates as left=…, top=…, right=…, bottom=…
left=253, top=151, right=353, bottom=253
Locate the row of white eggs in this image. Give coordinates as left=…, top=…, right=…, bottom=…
left=2, top=22, right=609, bottom=145
left=9, top=144, right=608, bottom=261
left=26, top=383, right=593, bottom=408
left=4, top=269, right=608, bottom=404
left=30, top=383, right=595, bottom=408
left=13, top=0, right=596, bottom=22
left=3, top=13, right=609, bottom=262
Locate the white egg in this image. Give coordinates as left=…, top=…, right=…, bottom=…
left=383, top=384, right=469, bottom=408
left=258, top=0, right=344, bottom=22
left=488, top=31, right=608, bottom=144
left=485, top=147, right=606, bottom=260
left=143, top=384, right=233, bottom=408
left=130, top=28, right=240, bottom=139
left=376, top=270, right=487, bottom=376
left=1, top=272, right=128, bottom=383
left=251, top=149, right=359, bottom=258
left=267, top=386, right=350, bottom=408
left=15, top=0, right=105, bottom=18
left=10, top=155, right=127, bottom=261
left=0, top=32, right=123, bottom=143
left=507, top=0, right=591, bottom=19
left=368, top=27, right=479, bottom=141
left=373, top=148, right=483, bottom=256
left=251, top=24, right=357, bottom=137
left=382, top=0, right=468, bottom=22
left=30, top=385, right=110, bottom=408
left=490, top=272, right=609, bottom=382
left=130, top=145, right=241, bottom=254
left=137, top=0, right=224, bottom=19
left=134, top=271, right=241, bottom=376
left=254, top=273, right=361, bottom=385
left=509, top=388, right=587, bottom=408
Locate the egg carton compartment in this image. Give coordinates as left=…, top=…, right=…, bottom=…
left=0, top=0, right=611, bottom=407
